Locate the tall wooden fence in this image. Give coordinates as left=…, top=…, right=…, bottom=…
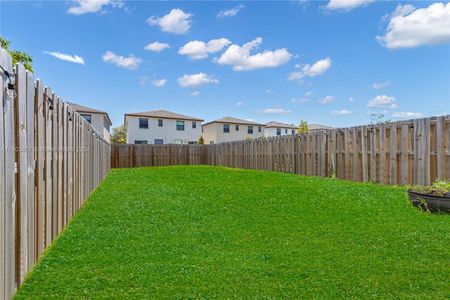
left=112, top=116, right=449, bottom=186
left=1, top=50, right=111, bottom=299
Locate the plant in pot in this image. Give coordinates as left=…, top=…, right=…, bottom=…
left=407, top=179, right=450, bottom=213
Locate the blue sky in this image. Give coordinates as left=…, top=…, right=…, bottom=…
left=1, top=0, right=449, bottom=128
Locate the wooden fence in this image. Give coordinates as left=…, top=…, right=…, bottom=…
left=112, top=116, right=449, bottom=186
left=0, top=49, right=111, bottom=299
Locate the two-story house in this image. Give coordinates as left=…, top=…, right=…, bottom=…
left=201, top=117, right=266, bottom=144
left=68, top=102, right=112, bottom=142
left=264, top=121, right=298, bottom=137
left=124, top=110, right=203, bottom=144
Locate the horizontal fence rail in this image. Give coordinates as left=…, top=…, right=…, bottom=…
left=112, top=116, right=449, bottom=186
left=0, top=49, right=111, bottom=299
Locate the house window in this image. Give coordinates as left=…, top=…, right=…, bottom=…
left=154, top=139, right=163, bottom=145
left=248, top=126, right=253, bottom=134
left=210, top=141, right=214, bottom=144
left=81, top=114, right=92, bottom=124
left=174, top=139, right=183, bottom=144
left=285, top=128, right=288, bottom=134
left=223, top=124, right=230, bottom=133
left=277, top=128, right=281, bottom=136
left=176, top=120, right=185, bottom=131
left=292, top=129, right=295, bottom=134
left=188, top=141, right=197, bottom=145
left=134, top=140, right=147, bottom=144
left=158, top=119, right=163, bottom=127
left=192, top=122, right=197, bottom=129
left=139, top=118, right=149, bottom=129
left=236, top=124, right=239, bottom=131
left=258, top=126, right=262, bottom=132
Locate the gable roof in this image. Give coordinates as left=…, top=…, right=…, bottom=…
left=203, top=117, right=266, bottom=127
left=124, top=110, right=204, bottom=122
left=265, top=121, right=297, bottom=129
left=309, top=123, right=332, bottom=131
left=67, top=102, right=112, bottom=126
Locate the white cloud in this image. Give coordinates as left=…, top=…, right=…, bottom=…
left=324, top=0, right=374, bottom=11
left=144, top=42, right=170, bottom=52
left=44, top=51, right=85, bottom=65
left=392, top=111, right=423, bottom=118
left=304, top=91, right=314, bottom=97
left=177, top=73, right=219, bottom=88
left=372, top=81, right=391, bottom=89
left=235, top=101, right=244, bottom=107
left=349, top=96, right=355, bottom=102
left=265, top=89, right=275, bottom=94
left=151, top=79, right=167, bottom=87
left=215, top=37, right=292, bottom=71
left=217, top=4, right=244, bottom=18
left=67, top=0, right=123, bottom=15
left=377, top=3, right=450, bottom=49
left=261, top=108, right=291, bottom=114
left=318, top=95, right=335, bottom=104
left=288, top=57, right=331, bottom=81
left=367, top=95, right=398, bottom=108
left=179, top=38, right=231, bottom=60
left=102, top=51, right=141, bottom=70
left=331, top=109, right=352, bottom=115
left=291, top=97, right=310, bottom=103
left=147, top=9, right=192, bottom=34
left=190, top=91, right=200, bottom=96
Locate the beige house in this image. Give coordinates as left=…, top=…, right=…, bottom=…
left=124, top=110, right=203, bottom=145
left=309, top=124, right=333, bottom=131
left=202, top=117, right=266, bottom=144
left=264, top=121, right=297, bottom=137
left=68, top=102, right=112, bottom=142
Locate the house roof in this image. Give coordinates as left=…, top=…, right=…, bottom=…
left=203, top=117, right=266, bottom=127
left=124, top=110, right=204, bottom=122
left=265, top=121, right=298, bottom=129
left=67, top=102, right=112, bottom=126
left=309, top=123, right=332, bottom=131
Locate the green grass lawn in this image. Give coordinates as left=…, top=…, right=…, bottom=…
left=15, top=166, right=449, bottom=299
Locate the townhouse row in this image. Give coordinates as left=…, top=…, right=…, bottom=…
left=68, top=104, right=330, bottom=145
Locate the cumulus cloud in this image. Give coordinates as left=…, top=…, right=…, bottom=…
left=377, top=2, right=450, bottom=49
left=144, top=42, right=170, bottom=52
left=324, top=0, right=374, bottom=11
left=217, top=4, right=244, bottom=18
left=147, top=9, right=192, bottom=34
left=215, top=37, right=292, bottom=71
left=177, top=73, right=219, bottom=88
left=331, top=109, right=352, bottom=115
left=318, top=95, right=335, bottom=104
left=367, top=95, right=398, bottom=108
left=265, top=89, right=275, bottom=94
left=372, top=81, right=391, bottom=89
left=102, top=51, right=141, bottom=70
left=392, top=111, right=423, bottom=118
left=235, top=101, right=244, bottom=107
left=288, top=57, right=331, bottom=81
left=179, top=38, right=231, bottom=60
left=67, top=0, right=123, bottom=15
left=44, top=51, right=85, bottom=64
left=291, top=97, right=310, bottom=103
left=151, top=79, right=167, bottom=87
left=261, top=108, right=291, bottom=114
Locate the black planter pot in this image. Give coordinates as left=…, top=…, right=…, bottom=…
left=407, top=190, right=450, bottom=213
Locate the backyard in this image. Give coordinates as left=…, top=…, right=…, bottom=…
left=15, top=166, right=449, bottom=299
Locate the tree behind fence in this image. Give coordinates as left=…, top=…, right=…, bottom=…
left=0, top=49, right=111, bottom=299
left=112, top=116, right=449, bottom=186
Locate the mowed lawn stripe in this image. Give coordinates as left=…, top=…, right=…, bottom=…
left=15, top=166, right=450, bottom=299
